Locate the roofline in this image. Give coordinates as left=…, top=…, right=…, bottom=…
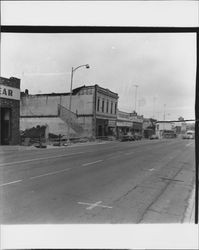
left=21, top=84, right=119, bottom=97
left=96, top=84, right=118, bottom=97
left=0, top=76, right=21, bottom=81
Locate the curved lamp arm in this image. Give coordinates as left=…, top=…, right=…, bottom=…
left=73, top=64, right=90, bottom=73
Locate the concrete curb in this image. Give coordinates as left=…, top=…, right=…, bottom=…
left=183, top=186, right=195, bottom=223
left=0, top=140, right=113, bottom=152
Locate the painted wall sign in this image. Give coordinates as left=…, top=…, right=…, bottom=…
left=117, top=121, right=133, bottom=127
left=0, top=84, right=20, bottom=100
left=129, top=116, right=143, bottom=123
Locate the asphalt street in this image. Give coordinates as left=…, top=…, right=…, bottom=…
left=0, top=138, right=195, bottom=223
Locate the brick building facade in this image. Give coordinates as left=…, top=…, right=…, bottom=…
left=0, top=77, right=21, bottom=145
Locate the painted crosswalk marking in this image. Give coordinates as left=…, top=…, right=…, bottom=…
left=78, top=201, right=112, bottom=210
left=186, top=142, right=194, bottom=147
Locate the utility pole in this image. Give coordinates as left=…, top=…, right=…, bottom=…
left=163, top=104, right=166, bottom=121
left=153, top=97, right=157, bottom=118
left=163, top=104, right=166, bottom=138
left=133, top=84, right=138, bottom=113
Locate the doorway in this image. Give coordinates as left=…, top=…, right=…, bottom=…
left=98, top=125, right=103, bottom=137
left=0, top=107, right=11, bottom=145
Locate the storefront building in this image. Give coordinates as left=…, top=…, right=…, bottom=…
left=116, top=110, right=143, bottom=137
left=116, top=110, right=133, bottom=137
left=95, top=85, right=118, bottom=137
left=0, top=77, right=21, bottom=145
left=20, top=84, right=118, bottom=139
left=129, top=112, right=144, bottom=135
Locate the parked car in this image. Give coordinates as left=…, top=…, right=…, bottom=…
left=182, top=131, right=195, bottom=139
left=150, top=134, right=159, bottom=140
left=134, top=134, right=142, bottom=140
left=119, top=134, right=135, bottom=142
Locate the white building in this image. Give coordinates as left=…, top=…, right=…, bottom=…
left=155, top=121, right=175, bottom=138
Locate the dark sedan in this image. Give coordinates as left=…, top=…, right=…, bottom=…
left=119, top=134, right=135, bottom=142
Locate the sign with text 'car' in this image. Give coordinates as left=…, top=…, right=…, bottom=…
left=0, top=84, right=20, bottom=100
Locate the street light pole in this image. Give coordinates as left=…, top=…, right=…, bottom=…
left=69, top=67, right=74, bottom=117
left=67, top=64, right=90, bottom=143
left=163, top=104, right=166, bottom=121
left=163, top=104, right=166, bottom=138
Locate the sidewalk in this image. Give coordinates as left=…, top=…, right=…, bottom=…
left=0, top=140, right=112, bottom=152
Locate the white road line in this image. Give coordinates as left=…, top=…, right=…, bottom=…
left=0, top=168, right=71, bottom=187
left=186, top=142, right=194, bottom=147
left=82, top=160, right=103, bottom=166
left=0, top=179, right=22, bottom=187
left=78, top=201, right=112, bottom=210
left=0, top=151, right=85, bottom=167
left=30, top=168, right=71, bottom=179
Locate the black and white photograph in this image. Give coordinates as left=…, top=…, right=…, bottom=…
left=0, top=30, right=196, bottom=224
left=0, top=1, right=198, bottom=249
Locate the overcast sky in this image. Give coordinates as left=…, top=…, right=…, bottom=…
left=1, top=33, right=196, bottom=121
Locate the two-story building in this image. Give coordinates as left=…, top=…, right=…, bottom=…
left=116, top=110, right=133, bottom=137
left=129, top=111, right=144, bottom=135
left=95, top=85, right=118, bottom=137
left=20, top=84, right=119, bottom=139
left=116, top=110, right=143, bottom=137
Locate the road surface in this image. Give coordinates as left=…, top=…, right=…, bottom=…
left=0, top=138, right=195, bottom=223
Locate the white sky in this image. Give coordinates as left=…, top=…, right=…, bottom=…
left=1, top=33, right=196, bottom=121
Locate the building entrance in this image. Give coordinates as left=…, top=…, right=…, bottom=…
left=98, top=125, right=103, bottom=136
left=0, top=107, right=11, bottom=145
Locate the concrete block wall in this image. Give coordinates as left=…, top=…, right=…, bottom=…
left=20, top=117, right=77, bottom=137
left=20, top=94, right=94, bottom=116
left=77, top=116, right=93, bottom=137
left=20, top=96, right=59, bottom=116
left=20, top=92, right=95, bottom=138
left=20, top=116, right=93, bottom=138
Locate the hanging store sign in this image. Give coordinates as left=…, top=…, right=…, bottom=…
left=0, top=85, right=20, bottom=100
